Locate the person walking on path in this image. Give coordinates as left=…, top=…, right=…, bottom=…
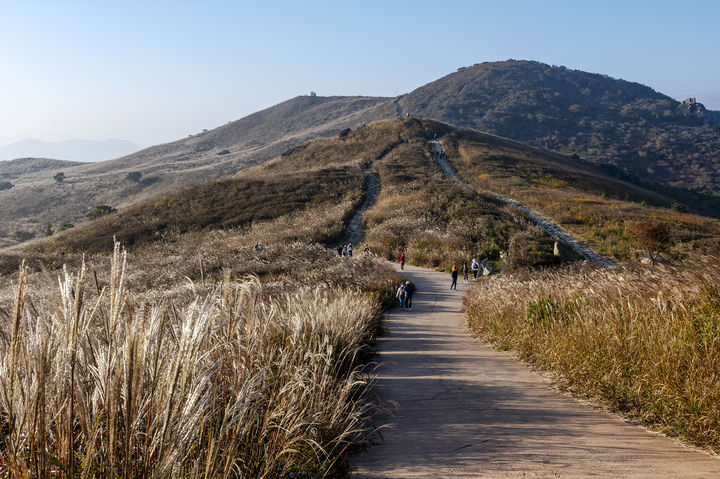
left=404, top=281, right=414, bottom=310
left=396, top=282, right=406, bottom=310
left=481, top=257, right=489, bottom=276
left=471, top=258, right=480, bottom=280
left=364, top=245, right=370, bottom=256
left=462, top=261, right=469, bottom=282
left=337, top=245, right=343, bottom=256
left=348, top=243, right=353, bottom=257
left=399, top=252, right=406, bottom=270
left=451, top=265, right=458, bottom=290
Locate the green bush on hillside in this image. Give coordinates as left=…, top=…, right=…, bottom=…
left=86, top=204, right=118, bottom=220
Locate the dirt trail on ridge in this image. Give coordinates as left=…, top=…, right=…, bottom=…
left=351, top=264, right=720, bottom=478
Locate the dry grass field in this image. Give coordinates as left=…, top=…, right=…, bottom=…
left=0, top=182, right=399, bottom=477
left=465, top=256, right=720, bottom=452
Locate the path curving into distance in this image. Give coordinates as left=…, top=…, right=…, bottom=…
left=351, top=264, right=720, bottom=478
left=337, top=170, right=381, bottom=247
left=429, top=140, right=617, bottom=268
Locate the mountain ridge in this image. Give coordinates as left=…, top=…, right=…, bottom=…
left=3, top=60, right=720, bottom=245
left=398, top=60, right=720, bottom=194
left=0, top=138, right=141, bottom=163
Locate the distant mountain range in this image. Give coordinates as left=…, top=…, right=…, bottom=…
left=0, top=138, right=141, bottom=163
left=1, top=59, right=719, bottom=243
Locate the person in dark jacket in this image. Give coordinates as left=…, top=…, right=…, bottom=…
left=404, top=281, right=415, bottom=310
left=451, top=265, right=458, bottom=290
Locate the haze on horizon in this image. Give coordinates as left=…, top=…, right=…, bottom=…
left=1, top=0, right=719, bottom=150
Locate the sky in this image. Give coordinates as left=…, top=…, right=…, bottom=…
left=1, top=0, right=719, bottom=147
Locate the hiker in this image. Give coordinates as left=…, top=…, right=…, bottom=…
left=337, top=245, right=343, bottom=256
left=396, top=282, right=406, bottom=309
left=364, top=245, right=370, bottom=256
left=471, top=258, right=480, bottom=280
left=404, top=281, right=414, bottom=310
left=451, top=265, right=458, bottom=290
left=462, top=261, right=469, bottom=282
left=347, top=243, right=353, bottom=257
left=342, top=245, right=348, bottom=257
left=400, top=252, right=406, bottom=270
left=480, top=257, right=489, bottom=276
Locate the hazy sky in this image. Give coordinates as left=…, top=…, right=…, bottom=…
left=2, top=0, right=719, bottom=147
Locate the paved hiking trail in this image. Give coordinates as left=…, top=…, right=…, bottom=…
left=429, top=140, right=617, bottom=268
left=351, top=264, right=720, bottom=478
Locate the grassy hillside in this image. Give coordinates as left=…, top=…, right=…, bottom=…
left=399, top=60, right=720, bottom=198
left=0, top=95, right=395, bottom=242
left=441, top=127, right=720, bottom=259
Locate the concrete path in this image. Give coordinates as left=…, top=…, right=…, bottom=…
left=351, top=264, right=720, bottom=478
left=429, top=140, right=616, bottom=268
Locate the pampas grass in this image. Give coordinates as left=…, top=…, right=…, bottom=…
left=0, top=242, right=390, bottom=477
left=465, top=256, right=720, bottom=451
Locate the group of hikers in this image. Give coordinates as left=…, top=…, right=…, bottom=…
left=450, top=257, right=491, bottom=289
left=336, top=242, right=372, bottom=257
left=395, top=280, right=415, bottom=310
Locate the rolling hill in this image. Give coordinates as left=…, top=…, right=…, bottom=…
left=3, top=60, right=720, bottom=246
left=398, top=60, right=720, bottom=196
left=5, top=118, right=718, bottom=274
left=0, top=95, right=395, bottom=241
left=0, top=138, right=140, bottom=163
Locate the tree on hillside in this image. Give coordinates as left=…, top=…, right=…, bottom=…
left=54, top=172, right=65, bottom=183
left=0, top=181, right=13, bottom=190
left=44, top=223, right=54, bottom=236
left=628, top=221, right=671, bottom=266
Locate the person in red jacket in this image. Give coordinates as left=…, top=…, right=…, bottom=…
left=399, top=252, right=405, bottom=270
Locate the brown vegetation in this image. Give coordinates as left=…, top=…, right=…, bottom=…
left=465, top=256, right=720, bottom=452
left=442, top=128, right=720, bottom=260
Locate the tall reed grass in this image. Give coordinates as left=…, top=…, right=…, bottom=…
left=465, top=256, right=720, bottom=451
left=0, top=243, right=388, bottom=477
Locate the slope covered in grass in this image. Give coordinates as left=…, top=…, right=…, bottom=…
left=0, top=95, right=394, bottom=241
left=441, top=127, right=720, bottom=259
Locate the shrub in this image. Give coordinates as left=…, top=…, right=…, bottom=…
left=86, top=204, right=118, bottom=219
left=505, top=231, right=559, bottom=271
left=217, top=149, right=231, bottom=156
left=628, top=221, right=671, bottom=265
left=126, top=171, right=142, bottom=182
left=0, top=181, right=13, bottom=190
left=54, top=172, right=65, bottom=183
left=10, top=230, right=36, bottom=242
left=57, top=223, right=74, bottom=232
